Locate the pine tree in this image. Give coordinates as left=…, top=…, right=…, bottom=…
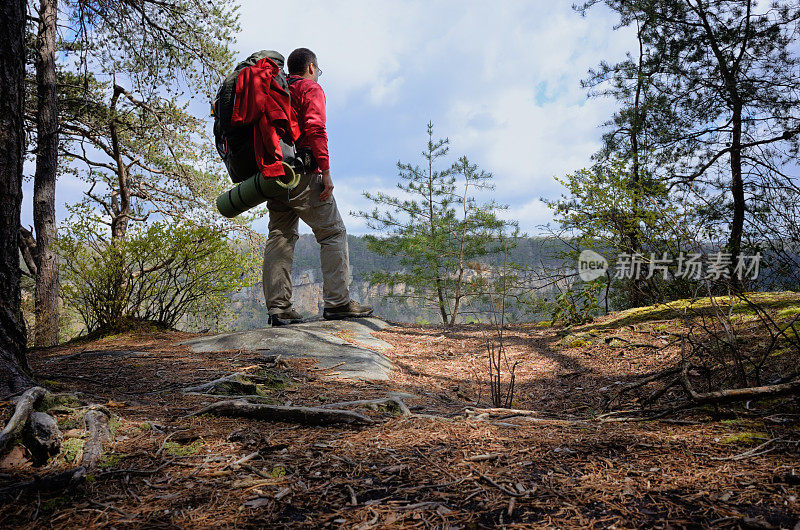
left=356, top=123, right=515, bottom=325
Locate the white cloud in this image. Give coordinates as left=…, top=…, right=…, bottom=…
left=221, top=1, right=637, bottom=234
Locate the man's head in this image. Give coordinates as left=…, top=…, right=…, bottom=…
left=288, top=48, right=320, bottom=82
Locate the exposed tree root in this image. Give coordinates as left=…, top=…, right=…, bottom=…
left=191, top=399, right=376, bottom=426
left=182, top=372, right=281, bottom=395
left=81, top=406, right=114, bottom=469
left=0, top=386, right=47, bottom=454
left=23, top=412, right=62, bottom=466
left=184, top=393, right=278, bottom=403
left=320, top=392, right=415, bottom=416
left=0, top=466, right=86, bottom=497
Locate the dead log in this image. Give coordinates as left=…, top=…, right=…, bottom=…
left=192, top=399, right=376, bottom=426
left=81, top=406, right=113, bottom=469
left=0, top=386, right=47, bottom=454
left=680, top=364, right=800, bottom=405
left=23, top=411, right=62, bottom=466
left=0, top=466, right=85, bottom=497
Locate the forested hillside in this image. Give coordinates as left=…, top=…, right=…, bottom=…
left=230, top=235, right=570, bottom=328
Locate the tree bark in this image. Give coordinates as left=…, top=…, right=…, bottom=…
left=0, top=0, right=35, bottom=400
left=728, top=102, right=745, bottom=279
left=109, top=85, right=132, bottom=242
left=81, top=407, right=112, bottom=469
left=33, top=0, right=60, bottom=347
left=0, top=386, right=47, bottom=454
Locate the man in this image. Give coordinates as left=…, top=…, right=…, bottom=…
left=262, top=47, right=372, bottom=326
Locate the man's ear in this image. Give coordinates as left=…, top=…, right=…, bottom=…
left=307, top=63, right=315, bottom=76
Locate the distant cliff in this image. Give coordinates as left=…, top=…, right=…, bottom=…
left=229, top=234, right=563, bottom=328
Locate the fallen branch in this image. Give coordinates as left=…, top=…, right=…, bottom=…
left=471, top=468, right=524, bottom=497
left=81, top=406, right=114, bottom=469
left=0, top=386, right=47, bottom=454
left=190, top=399, right=376, bottom=426
left=604, top=335, right=661, bottom=349
left=465, top=407, right=552, bottom=417
left=596, top=404, right=694, bottom=423
left=464, top=407, right=589, bottom=426
left=680, top=363, right=800, bottom=405
left=710, top=438, right=779, bottom=461
left=0, top=466, right=86, bottom=497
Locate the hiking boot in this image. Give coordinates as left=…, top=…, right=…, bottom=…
left=323, top=300, right=373, bottom=320
left=268, top=309, right=304, bottom=327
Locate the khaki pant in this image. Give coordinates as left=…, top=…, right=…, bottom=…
left=262, top=173, right=350, bottom=315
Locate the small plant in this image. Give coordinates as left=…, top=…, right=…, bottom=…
left=550, top=279, right=603, bottom=325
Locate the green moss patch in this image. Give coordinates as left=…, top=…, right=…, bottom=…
left=36, top=393, right=81, bottom=413
left=61, top=437, right=85, bottom=463
left=582, top=291, right=800, bottom=332
left=719, top=431, right=769, bottom=446
left=561, top=332, right=593, bottom=348
left=97, top=453, right=127, bottom=468
left=164, top=439, right=204, bottom=457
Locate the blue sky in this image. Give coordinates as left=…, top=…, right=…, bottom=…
left=22, top=1, right=635, bottom=236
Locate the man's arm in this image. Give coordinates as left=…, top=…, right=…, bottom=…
left=320, top=169, right=334, bottom=201
left=302, top=83, right=333, bottom=201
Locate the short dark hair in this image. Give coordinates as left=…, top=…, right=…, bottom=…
left=287, top=48, right=317, bottom=75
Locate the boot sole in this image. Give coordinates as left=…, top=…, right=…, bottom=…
left=269, top=316, right=304, bottom=327
left=322, top=310, right=373, bottom=321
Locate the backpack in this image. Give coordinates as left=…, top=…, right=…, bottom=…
left=213, top=50, right=315, bottom=183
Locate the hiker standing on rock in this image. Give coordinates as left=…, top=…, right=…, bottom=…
left=263, top=47, right=373, bottom=326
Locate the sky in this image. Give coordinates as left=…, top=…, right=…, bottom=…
left=22, top=0, right=636, bottom=236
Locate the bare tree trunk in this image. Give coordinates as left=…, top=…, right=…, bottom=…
left=0, top=0, right=36, bottom=399
left=728, top=102, right=745, bottom=281
left=109, top=85, right=131, bottom=242
left=33, top=0, right=60, bottom=347
left=627, top=20, right=646, bottom=308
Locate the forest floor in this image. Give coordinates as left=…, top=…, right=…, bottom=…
left=1, top=292, right=800, bottom=528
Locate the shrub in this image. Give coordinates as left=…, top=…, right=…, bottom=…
left=58, top=219, right=249, bottom=333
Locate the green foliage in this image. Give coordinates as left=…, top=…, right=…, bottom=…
left=546, top=154, right=697, bottom=310
left=578, top=0, right=800, bottom=284
left=58, top=218, right=249, bottom=333
left=551, top=279, right=603, bottom=326
left=355, top=123, right=517, bottom=325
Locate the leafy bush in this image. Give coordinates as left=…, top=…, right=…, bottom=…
left=58, top=219, right=248, bottom=333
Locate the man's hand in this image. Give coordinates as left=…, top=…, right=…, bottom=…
left=320, top=170, right=334, bottom=201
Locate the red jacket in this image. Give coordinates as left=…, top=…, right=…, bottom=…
left=287, top=75, right=330, bottom=172
left=231, top=58, right=300, bottom=178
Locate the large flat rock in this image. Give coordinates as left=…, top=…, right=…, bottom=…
left=181, top=317, right=395, bottom=380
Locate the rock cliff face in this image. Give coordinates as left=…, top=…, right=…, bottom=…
left=231, top=267, right=427, bottom=324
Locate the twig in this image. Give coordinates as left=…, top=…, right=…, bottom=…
left=471, top=468, right=523, bottom=497
left=346, top=484, right=358, bottom=506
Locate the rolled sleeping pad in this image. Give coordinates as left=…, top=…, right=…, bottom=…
left=216, top=162, right=301, bottom=218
